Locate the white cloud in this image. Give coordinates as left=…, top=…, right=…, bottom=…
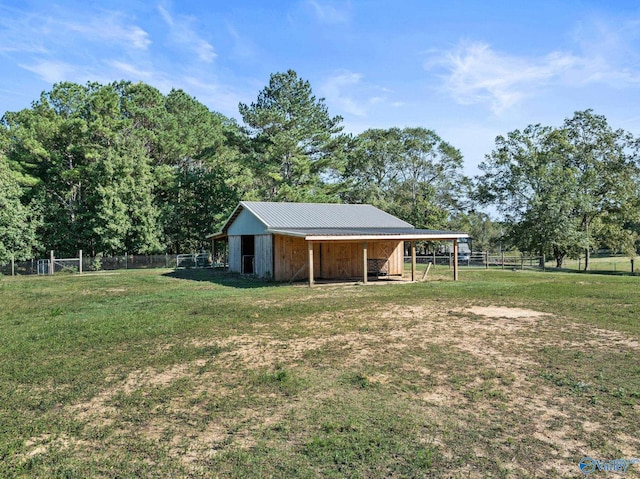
left=305, top=0, right=350, bottom=24
left=431, top=21, right=640, bottom=115
left=430, top=41, right=580, bottom=114
left=158, top=5, right=216, bottom=63
left=320, top=71, right=407, bottom=118
left=106, top=61, right=154, bottom=79
left=64, top=19, right=151, bottom=50
left=320, top=71, right=366, bottom=116
left=19, top=60, right=81, bottom=84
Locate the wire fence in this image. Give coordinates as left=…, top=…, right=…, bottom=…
left=404, top=252, right=639, bottom=273
left=1, top=251, right=637, bottom=276
left=0, top=253, right=203, bottom=276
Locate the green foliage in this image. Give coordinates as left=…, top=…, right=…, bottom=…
left=0, top=150, right=39, bottom=262
left=2, top=81, right=246, bottom=256
left=478, top=111, right=640, bottom=268
left=342, top=127, right=466, bottom=228
left=450, top=211, right=502, bottom=252
left=239, top=70, right=347, bottom=202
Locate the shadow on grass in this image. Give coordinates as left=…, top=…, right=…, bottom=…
left=163, top=268, right=283, bottom=289
left=545, top=268, right=640, bottom=277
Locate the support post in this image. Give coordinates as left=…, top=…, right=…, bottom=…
left=631, top=258, right=635, bottom=274
left=453, top=239, right=459, bottom=281
left=11, top=254, right=15, bottom=276
left=362, top=242, right=368, bottom=285
left=212, top=239, right=215, bottom=267
left=501, top=251, right=505, bottom=270
left=308, top=241, right=314, bottom=288
left=50, top=250, right=54, bottom=275
left=432, top=250, right=436, bottom=267
left=411, top=241, right=416, bottom=282
left=485, top=251, right=489, bottom=270
left=78, top=250, right=83, bottom=274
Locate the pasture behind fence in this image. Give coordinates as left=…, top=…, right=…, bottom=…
left=405, top=252, right=639, bottom=273
left=0, top=253, right=183, bottom=276
left=2, top=251, right=637, bottom=276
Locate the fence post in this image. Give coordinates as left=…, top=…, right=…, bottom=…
left=520, top=254, right=524, bottom=270
left=542, top=254, right=545, bottom=272
left=432, top=251, right=436, bottom=268
left=501, top=251, right=505, bottom=270
left=125, top=252, right=128, bottom=270
left=50, top=250, right=55, bottom=275
left=165, top=253, right=169, bottom=268
left=449, top=251, right=452, bottom=270
left=631, top=259, right=635, bottom=274
left=79, top=250, right=83, bottom=274
left=11, top=254, right=15, bottom=276
left=485, top=251, right=489, bottom=270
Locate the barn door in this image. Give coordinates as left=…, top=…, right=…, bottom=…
left=241, top=235, right=255, bottom=274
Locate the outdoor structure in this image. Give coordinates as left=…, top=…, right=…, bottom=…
left=207, top=201, right=468, bottom=286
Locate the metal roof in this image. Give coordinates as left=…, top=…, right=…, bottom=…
left=207, top=201, right=468, bottom=241
left=241, top=201, right=413, bottom=229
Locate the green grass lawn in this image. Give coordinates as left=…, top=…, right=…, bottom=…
left=1, top=268, right=639, bottom=478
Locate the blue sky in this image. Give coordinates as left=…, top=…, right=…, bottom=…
left=1, top=0, right=640, bottom=176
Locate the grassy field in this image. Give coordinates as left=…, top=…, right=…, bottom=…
left=0, top=267, right=639, bottom=478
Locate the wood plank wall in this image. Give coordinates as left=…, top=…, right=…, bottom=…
left=273, top=235, right=403, bottom=281
left=228, top=235, right=241, bottom=273
left=254, top=234, right=274, bottom=279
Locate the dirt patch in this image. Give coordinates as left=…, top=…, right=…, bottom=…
left=466, top=306, right=550, bottom=319
left=59, top=301, right=640, bottom=477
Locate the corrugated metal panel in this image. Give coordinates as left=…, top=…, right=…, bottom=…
left=240, top=201, right=413, bottom=229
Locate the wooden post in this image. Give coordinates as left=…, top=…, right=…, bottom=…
left=453, top=240, right=459, bottom=281
left=11, top=254, right=15, bottom=276
left=542, top=254, right=546, bottom=272
left=411, top=241, right=416, bottom=282
left=421, top=262, right=432, bottom=281
left=631, top=258, right=635, bottom=274
left=448, top=251, right=452, bottom=270
left=501, top=251, right=505, bottom=270
left=484, top=251, right=489, bottom=270
left=50, top=250, right=54, bottom=275
left=432, top=250, right=436, bottom=268
left=362, top=242, right=368, bottom=285
left=78, top=250, right=83, bottom=274
left=308, top=241, right=314, bottom=288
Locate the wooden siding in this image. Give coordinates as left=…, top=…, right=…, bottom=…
left=227, top=208, right=268, bottom=236
left=228, top=235, right=241, bottom=273
left=274, top=235, right=319, bottom=281
left=273, top=235, right=403, bottom=281
left=254, top=234, right=274, bottom=279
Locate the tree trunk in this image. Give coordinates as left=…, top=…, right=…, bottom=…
left=553, top=245, right=564, bottom=268
left=583, top=216, right=590, bottom=271
left=584, top=248, right=590, bottom=271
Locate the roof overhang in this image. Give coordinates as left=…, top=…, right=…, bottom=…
left=267, top=228, right=469, bottom=242
left=206, top=231, right=227, bottom=240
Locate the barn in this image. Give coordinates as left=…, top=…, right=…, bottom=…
left=208, top=201, right=468, bottom=285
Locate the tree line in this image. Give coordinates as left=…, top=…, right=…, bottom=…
left=1, top=70, right=639, bottom=269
